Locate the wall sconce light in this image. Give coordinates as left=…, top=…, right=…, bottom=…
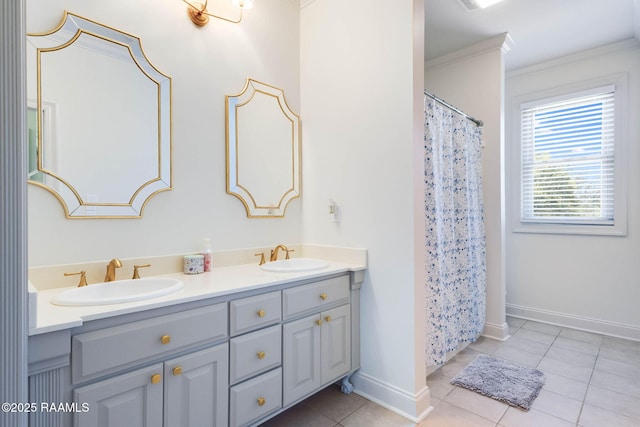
left=458, top=0, right=504, bottom=10
left=183, top=0, right=253, bottom=26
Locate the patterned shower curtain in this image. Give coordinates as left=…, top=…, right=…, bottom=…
left=424, top=96, right=487, bottom=366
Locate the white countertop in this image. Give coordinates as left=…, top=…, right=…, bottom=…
left=30, top=260, right=365, bottom=336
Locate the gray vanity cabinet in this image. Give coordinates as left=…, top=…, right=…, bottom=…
left=74, top=344, right=228, bottom=427
left=229, top=367, right=282, bottom=426
left=74, top=363, right=164, bottom=427
left=282, top=277, right=352, bottom=407
left=28, top=270, right=363, bottom=427
left=71, top=303, right=229, bottom=427
left=319, top=304, right=351, bottom=384
left=164, top=344, right=229, bottom=427
left=228, top=291, right=284, bottom=426
left=71, top=304, right=228, bottom=384
left=283, top=313, right=320, bottom=404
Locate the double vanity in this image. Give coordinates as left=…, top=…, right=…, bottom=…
left=28, top=250, right=365, bottom=427
left=25, top=10, right=359, bottom=427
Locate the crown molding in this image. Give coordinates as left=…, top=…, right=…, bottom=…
left=425, top=32, right=513, bottom=70
left=506, top=38, right=640, bottom=79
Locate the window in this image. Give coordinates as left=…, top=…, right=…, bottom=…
left=517, top=81, right=627, bottom=235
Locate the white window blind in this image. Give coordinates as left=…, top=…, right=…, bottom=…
left=521, top=86, right=615, bottom=225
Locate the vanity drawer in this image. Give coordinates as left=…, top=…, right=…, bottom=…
left=230, top=367, right=282, bottom=427
left=283, top=275, right=350, bottom=319
left=72, top=303, right=227, bottom=383
left=230, top=324, right=281, bottom=385
left=230, top=291, right=281, bottom=336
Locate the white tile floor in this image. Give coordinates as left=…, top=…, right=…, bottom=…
left=258, top=317, right=640, bottom=426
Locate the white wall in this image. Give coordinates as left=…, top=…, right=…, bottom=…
left=300, top=0, right=429, bottom=420
left=28, top=0, right=432, bottom=419
left=27, top=0, right=302, bottom=266
left=505, top=40, right=640, bottom=340
left=424, top=35, right=510, bottom=340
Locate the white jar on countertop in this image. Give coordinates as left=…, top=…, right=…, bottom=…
left=184, top=254, right=205, bottom=274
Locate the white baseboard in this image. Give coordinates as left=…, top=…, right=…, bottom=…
left=426, top=341, right=472, bottom=376
left=482, top=321, right=510, bottom=341
left=351, top=371, right=433, bottom=423
left=506, top=303, right=640, bottom=342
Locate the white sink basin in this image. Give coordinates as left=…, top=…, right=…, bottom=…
left=260, top=258, right=329, bottom=273
left=51, top=278, right=184, bottom=307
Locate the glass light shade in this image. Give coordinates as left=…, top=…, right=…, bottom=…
left=230, top=0, right=253, bottom=9
left=475, top=0, right=503, bottom=8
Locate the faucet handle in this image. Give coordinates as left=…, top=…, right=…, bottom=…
left=254, top=252, right=266, bottom=265
left=132, top=264, right=151, bottom=279
left=65, top=270, right=88, bottom=287
left=284, top=248, right=295, bottom=259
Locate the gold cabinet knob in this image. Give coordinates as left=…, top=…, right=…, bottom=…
left=257, top=309, right=266, bottom=318
left=315, top=319, right=323, bottom=326
left=257, top=397, right=266, bottom=407
left=325, top=315, right=332, bottom=322
left=150, top=374, right=162, bottom=384
left=257, top=351, right=266, bottom=360
left=320, top=293, right=327, bottom=300
left=160, top=335, right=171, bottom=345
left=172, top=366, right=183, bottom=376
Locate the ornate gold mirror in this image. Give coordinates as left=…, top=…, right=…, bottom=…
left=226, top=79, right=301, bottom=217
left=26, top=12, right=172, bottom=218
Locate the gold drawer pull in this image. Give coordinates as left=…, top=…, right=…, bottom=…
left=320, top=293, right=327, bottom=300
left=257, top=309, right=266, bottom=318
left=150, top=374, right=162, bottom=384
left=257, top=397, right=266, bottom=407
left=315, top=319, right=323, bottom=326
left=325, top=315, right=332, bottom=322
left=257, top=351, right=266, bottom=360
left=172, top=366, right=183, bottom=376
left=160, top=335, right=171, bottom=345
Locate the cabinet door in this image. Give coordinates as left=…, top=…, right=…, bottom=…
left=321, top=304, right=351, bottom=384
left=283, top=314, right=321, bottom=406
left=74, top=364, right=163, bottom=427
left=164, top=343, right=229, bottom=427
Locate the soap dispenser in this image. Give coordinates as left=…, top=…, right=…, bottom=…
left=201, top=238, right=212, bottom=272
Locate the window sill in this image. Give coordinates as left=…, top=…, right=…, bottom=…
left=512, top=223, right=627, bottom=237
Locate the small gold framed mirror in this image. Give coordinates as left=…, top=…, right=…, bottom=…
left=226, top=79, right=301, bottom=217
left=26, top=12, right=172, bottom=218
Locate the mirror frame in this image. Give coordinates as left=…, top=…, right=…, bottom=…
left=225, top=79, right=301, bottom=218
left=27, top=11, right=172, bottom=218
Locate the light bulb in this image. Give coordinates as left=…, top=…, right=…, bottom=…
left=474, top=0, right=503, bottom=8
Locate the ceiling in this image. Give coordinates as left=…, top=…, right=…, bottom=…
left=425, top=0, right=640, bottom=71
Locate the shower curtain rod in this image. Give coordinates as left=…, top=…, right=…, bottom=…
left=424, top=91, right=484, bottom=127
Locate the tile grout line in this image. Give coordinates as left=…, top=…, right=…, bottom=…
left=501, top=321, right=580, bottom=426
left=494, top=319, right=521, bottom=427
left=560, top=325, right=600, bottom=427
left=574, top=333, right=602, bottom=426
left=429, top=319, right=640, bottom=427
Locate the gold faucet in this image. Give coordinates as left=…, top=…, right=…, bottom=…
left=104, top=258, right=123, bottom=282
left=270, top=244, right=294, bottom=262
